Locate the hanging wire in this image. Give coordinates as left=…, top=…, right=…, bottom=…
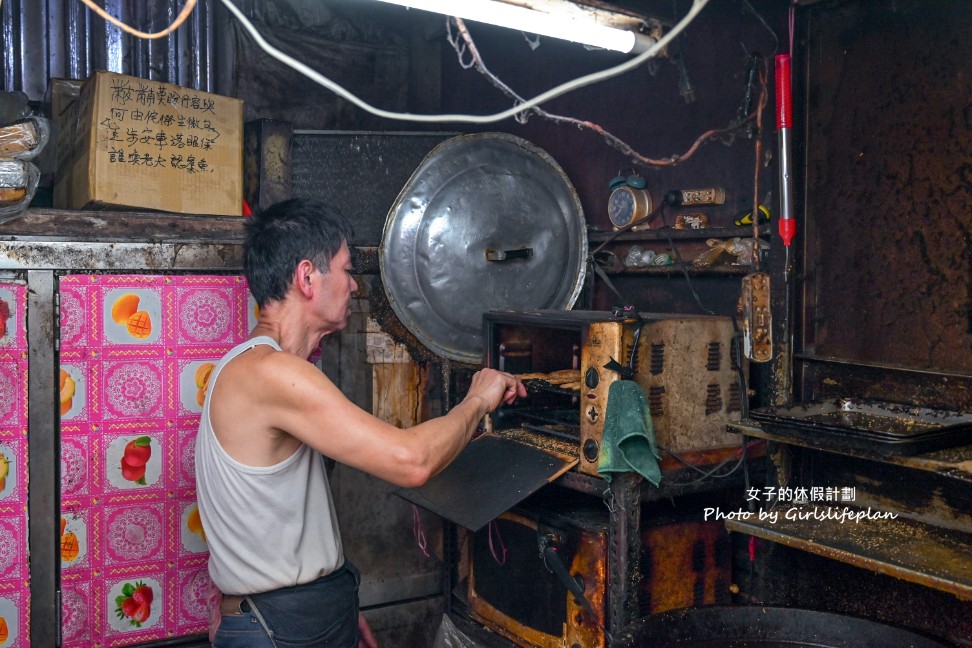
left=411, top=504, right=430, bottom=558
left=449, top=16, right=759, bottom=168
left=218, top=0, right=711, bottom=124
left=77, top=0, right=198, bottom=39
left=487, top=519, right=507, bottom=565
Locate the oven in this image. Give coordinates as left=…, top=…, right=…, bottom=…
left=397, top=308, right=746, bottom=646
left=462, top=489, right=732, bottom=648
left=483, top=308, right=745, bottom=477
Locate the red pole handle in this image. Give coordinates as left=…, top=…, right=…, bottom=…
left=775, top=54, right=792, bottom=130
left=778, top=217, right=796, bottom=248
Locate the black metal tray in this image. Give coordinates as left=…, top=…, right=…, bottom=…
left=748, top=398, right=972, bottom=455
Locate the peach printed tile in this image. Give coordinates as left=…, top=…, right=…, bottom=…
left=0, top=439, right=26, bottom=512
left=172, top=357, right=219, bottom=418
left=0, top=590, right=28, bottom=648
left=176, top=499, right=208, bottom=558
left=59, top=361, right=89, bottom=423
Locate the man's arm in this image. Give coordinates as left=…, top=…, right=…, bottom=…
left=217, top=349, right=523, bottom=488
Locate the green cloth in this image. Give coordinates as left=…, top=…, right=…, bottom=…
left=597, top=380, right=661, bottom=486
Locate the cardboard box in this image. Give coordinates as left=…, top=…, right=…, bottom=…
left=54, top=71, right=243, bottom=216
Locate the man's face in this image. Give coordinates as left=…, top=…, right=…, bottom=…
left=315, top=241, right=358, bottom=333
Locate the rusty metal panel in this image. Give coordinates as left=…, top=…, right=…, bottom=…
left=800, top=0, right=972, bottom=376
left=290, top=131, right=455, bottom=245
left=1, top=0, right=222, bottom=100
left=243, top=118, right=293, bottom=214
left=639, top=518, right=732, bottom=615
left=726, top=507, right=972, bottom=601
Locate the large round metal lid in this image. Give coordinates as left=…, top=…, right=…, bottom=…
left=380, top=132, right=587, bottom=364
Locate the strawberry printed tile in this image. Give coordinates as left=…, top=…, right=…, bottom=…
left=106, top=575, right=163, bottom=636
left=102, top=360, right=164, bottom=420
left=105, top=433, right=163, bottom=491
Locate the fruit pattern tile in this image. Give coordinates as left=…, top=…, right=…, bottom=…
left=0, top=281, right=28, bottom=648
left=57, top=274, right=258, bottom=647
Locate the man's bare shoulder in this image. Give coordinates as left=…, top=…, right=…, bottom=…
left=208, top=346, right=343, bottom=464
left=218, top=345, right=324, bottom=392
left=216, top=345, right=349, bottom=420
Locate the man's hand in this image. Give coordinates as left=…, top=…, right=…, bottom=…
left=466, top=368, right=527, bottom=413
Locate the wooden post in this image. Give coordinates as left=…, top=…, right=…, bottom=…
left=365, top=318, right=426, bottom=427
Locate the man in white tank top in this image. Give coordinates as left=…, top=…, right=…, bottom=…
left=195, top=199, right=525, bottom=647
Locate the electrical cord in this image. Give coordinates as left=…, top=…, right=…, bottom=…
left=660, top=439, right=755, bottom=487
left=217, top=0, right=711, bottom=124
left=78, top=0, right=198, bottom=39
left=656, top=206, right=717, bottom=316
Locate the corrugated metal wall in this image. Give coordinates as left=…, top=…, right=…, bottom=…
left=1, top=0, right=228, bottom=100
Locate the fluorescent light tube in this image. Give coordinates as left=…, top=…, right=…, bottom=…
left=372, top=0, right=650, bottom=53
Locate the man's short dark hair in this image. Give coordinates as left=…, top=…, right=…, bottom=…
left=244, top=199, right=355, bottom=307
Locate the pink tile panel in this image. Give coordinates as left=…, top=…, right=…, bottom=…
left=58, top=275, right=251, bottom=644
left=0, top=281, right=29, bottom=647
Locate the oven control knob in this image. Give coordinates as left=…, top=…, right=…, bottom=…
left=584, top=367, right=599, bottom=388
left=583, top=439, right=599, bottom=463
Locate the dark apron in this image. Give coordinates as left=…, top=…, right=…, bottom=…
left=246, top=561, right=361, bottom=647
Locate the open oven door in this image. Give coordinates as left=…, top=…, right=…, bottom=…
left=395, top=432, right=578, bottom=531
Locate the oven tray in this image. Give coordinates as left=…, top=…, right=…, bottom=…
left=748, top=398, right=972, bottom=455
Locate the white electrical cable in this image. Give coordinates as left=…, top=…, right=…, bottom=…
left=218, top=0, right=710, bottom=124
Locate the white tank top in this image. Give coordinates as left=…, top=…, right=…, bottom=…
left=194, top=336, right=343, bottom=595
